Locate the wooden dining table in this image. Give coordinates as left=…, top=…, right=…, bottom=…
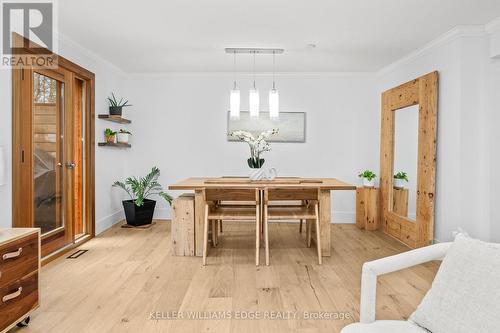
left=169, top=177, right=356, bottom=257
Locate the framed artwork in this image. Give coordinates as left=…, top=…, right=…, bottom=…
left=227, top=111, right=306, bottom=143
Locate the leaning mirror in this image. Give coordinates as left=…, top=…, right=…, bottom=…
left=392, top=105, right=418, bottom=221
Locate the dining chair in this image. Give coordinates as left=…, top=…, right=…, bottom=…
left=203, top=188, right=261, bottom=266
left=263, top=188, right=322, bottom=266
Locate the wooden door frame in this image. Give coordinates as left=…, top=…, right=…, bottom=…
left=12, top=34, right=95, bottom=246
left=379, top=71, right=438, bottom=248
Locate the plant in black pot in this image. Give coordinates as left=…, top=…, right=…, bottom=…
left=107, top=92, right=132, bottom=116
left=112, top=167, right=173, bottom=226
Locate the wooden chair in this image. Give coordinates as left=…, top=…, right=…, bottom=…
left=203, top=188, right=260, bottom=266
left=263, top=188, right=322, bottom=266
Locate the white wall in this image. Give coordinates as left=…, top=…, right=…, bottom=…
left=0, top=35, right=128, bottom=232
left=486, top=24, right=500, bottom=242
left=121, top=73, right=379, bottom=223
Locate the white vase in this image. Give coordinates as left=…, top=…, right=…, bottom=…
left=394, top=178, right=405, bottom=189
left=117, top=133, right=130, bottom=144
left=248, top=167, right=277, bottom=181
left=249, top=168, right=264, bottom=181
left=362, top=178, right=375, bottom=188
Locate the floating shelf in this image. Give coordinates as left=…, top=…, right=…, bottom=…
left=98, top=142, right=131, bottom=148
left=98, top=114, right=131, bottom=124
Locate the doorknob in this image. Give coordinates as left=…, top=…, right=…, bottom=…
left=65, top=162, right=76, bottom=169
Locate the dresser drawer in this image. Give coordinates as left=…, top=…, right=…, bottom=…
left=0, top=272, right=38, bottom=332
left=0, top=233, right=38, bottom=288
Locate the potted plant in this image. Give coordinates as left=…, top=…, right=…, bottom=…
left=358, top=170, right=377, bottom=188
left=113, top=167, right=173, bottom=226
left=107, top=92, right=132, bottom=116
left=104, top=128, right=116, bottom=143
left=117, top=129, right=132, bottom=144
left=394, top=171, right=409, bottom=189
left=229, top=129, right=279, bottom=180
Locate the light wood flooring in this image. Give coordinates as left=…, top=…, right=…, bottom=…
left=12, top=221, right=439, bottom=333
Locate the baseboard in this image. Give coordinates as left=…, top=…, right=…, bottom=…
left=95, top=210, right=125, bottom=235
left=153, top=208, right=355, bottom=224
left=333, top=211, right=355, bottom=224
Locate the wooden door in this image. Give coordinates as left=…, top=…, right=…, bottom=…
left=12, top=40, right=95, bottom=258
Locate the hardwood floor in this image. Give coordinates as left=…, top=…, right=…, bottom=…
left=12, top=221, right=439, bottom=333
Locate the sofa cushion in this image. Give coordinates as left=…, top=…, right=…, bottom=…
left=341, top=321, right=427, bottom=333
left=410, top=233, right=500, bottom=333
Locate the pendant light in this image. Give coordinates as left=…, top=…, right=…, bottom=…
left=249, top=51, right=260, bottom=117
left=269, top=50, right=279, bottom=119
left=229, top=51, right=240, bottom=119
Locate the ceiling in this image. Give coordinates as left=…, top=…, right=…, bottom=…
left=59, top=0, right=500, bottom=73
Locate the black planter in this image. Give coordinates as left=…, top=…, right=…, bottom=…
left=109, top=106, right=123, bottom=116
left=122, top=199, right=156, bottom=226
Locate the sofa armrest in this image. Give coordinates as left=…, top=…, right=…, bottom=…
left=359, top=242, right=452, bottom=323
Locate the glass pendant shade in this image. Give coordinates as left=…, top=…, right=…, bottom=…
left=269, top=89, right=279, bottom=119
left=249, top=88, right=260, bottom=117
left=229, top=89, right=240, bottom=118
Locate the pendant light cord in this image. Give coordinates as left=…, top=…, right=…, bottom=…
left=233, top=51, right=237, bottom=89
left=272, top=50, right=276, bottom=90
left=253, top=51, right=256, bottom=89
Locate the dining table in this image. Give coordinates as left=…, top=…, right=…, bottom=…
left=168, top=177, right=356, bottom=257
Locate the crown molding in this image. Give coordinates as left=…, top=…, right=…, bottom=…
left=126, top=71, right=377, bottom=79
left=378, top=25, right=485, bottom=76
left=486, top=16, right=500, bottom=33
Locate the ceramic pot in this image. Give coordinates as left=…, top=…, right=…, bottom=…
left=106, top=135, right=116, bottom=143
left=249, top=168, right=277, bottom=181
left=362, top=178, right=375, bottom=188
left=109, top=106, right=122, bottom=116
left=117, top=133, right=130, bottom=144
left=394, top=178, right=405, bottom=189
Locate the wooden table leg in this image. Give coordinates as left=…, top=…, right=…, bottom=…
left=194, top=189, right=206, bottom=257
left=319, top=189, right=331, bottom=257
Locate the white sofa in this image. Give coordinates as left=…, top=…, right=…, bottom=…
left=342, top=233, right=500, bottom=333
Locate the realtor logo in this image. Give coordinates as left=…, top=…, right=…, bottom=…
left=1, top=0, right=57, bottom=68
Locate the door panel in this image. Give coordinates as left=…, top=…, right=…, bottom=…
left=32, top=72, right=64, bottom=235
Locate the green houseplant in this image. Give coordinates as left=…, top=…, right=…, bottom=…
left=358, top=170, right=377, bottom=188
left=104, top=128, right=116, bottom=143
left=107, top=92, right=132, bottom=116
left=394, top=171, right=409, bottom=189
left=113, top=167, right=173, bottom=226
left=117, top=129, right=132, bottom=144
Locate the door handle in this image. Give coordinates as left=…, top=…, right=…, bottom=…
left=3, top=247, right=22, bottom=260
left=65, top=162, right=76, bottom=169
left=2, top=287, right=22, bottom=303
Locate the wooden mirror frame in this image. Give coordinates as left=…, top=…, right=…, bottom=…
left=380, top=71, right=438, bottom=248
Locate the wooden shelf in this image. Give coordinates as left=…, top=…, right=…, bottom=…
left=98, top=142, right=131, bottom=148
left=98, top=114, right=131, bottom=124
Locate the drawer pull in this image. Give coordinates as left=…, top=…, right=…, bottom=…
left=2, top=287, right=22, bottom=302
left=3, top=247, right=23, bottom=260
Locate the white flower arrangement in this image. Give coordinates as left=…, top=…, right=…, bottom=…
left=229, top=129, right=279, bottom=168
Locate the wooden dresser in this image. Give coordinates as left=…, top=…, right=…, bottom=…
left=0, top=229, right=40, bottom=332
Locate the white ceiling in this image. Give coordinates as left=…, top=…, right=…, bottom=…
left=59, top=0, right=500, bottom=73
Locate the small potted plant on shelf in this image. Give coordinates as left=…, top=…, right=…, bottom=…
left=104, top=128, right=116, bottom=143
left=229, top=129, right=279, bottom=180
left=117, top=129, right=132, bottom=144
left=107, top=92, right=132, bottom=116
left=113, top=167, right=173, bottom=226
left=394, top=171, right=409, bottom=189
left=358, top=170, right=377, bottom=188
